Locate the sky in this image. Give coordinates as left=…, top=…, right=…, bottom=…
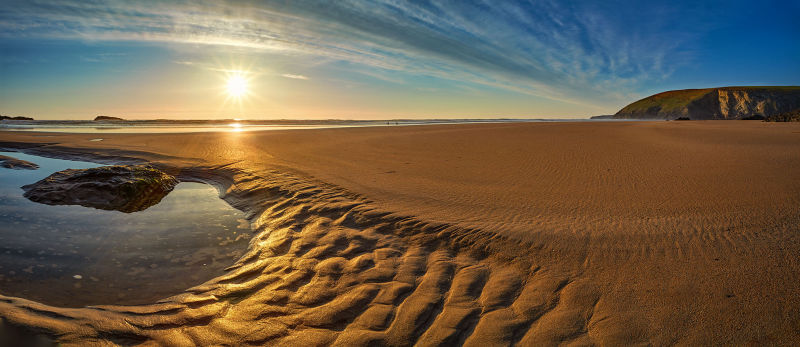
left=0, top=0, right=798, bottom=120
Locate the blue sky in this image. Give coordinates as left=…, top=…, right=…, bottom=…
left=1, top=0, right=798, bottom=119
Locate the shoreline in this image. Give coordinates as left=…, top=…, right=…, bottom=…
left=0, top=118, right=648, bottom=135
left=0, top=121, right=798, bottom=344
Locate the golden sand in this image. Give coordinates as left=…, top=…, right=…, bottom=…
left=0, top=120, right=798, bottom=345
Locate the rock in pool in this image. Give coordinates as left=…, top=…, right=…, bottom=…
left=22, top=165, right=179, bottom=213
left=0, top=154, right=39, bottom=170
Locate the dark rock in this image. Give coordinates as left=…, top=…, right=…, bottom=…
left=0, top=115, right=34, bottom=121
left=764, top=109, right=800, bottom=122
left=22, top=165, right=178, bottom=213
left=0, top=155, right=39, bottom=170
left=94, top=116, right=125, bottom=121
left=590, top=115, right=614, bottom=119
left=675, top=117, right=691, bottom=121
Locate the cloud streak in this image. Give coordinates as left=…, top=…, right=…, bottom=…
left=0, top=0, right=713, bottom=109
left=281, top=74, right=308, bottom=80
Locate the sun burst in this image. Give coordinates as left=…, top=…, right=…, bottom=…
left=226, top=74, right=248, bottom=98
left=225, top=72, right=250, bottom=99
left=214, top=61, right=261, bottom=116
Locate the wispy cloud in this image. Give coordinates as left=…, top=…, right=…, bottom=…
left=0, top=0, right=714, bottom=109
left=281, top=74, right=308, bottom=80
left=80, top=52, right=127, bottom=63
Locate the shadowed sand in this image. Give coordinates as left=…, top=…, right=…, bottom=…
left=0, top=121, right=799, bottom=345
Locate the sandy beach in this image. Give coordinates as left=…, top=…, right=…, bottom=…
left=1, top=120, right=799, bottom=345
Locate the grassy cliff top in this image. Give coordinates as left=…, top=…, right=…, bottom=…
left=618, top=86, right=800, bottom=114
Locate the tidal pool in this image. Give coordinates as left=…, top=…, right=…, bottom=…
left=0, top=151, right=251, bottom=307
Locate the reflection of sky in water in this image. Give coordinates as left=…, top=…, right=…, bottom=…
left=0, top=152, right=250, bottom=307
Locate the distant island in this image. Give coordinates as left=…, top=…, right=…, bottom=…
left=606, top=86, right=800, bottom=120
left=0, top=115, right=34, bottom=121
left=94, top=116, right=126, bottom=121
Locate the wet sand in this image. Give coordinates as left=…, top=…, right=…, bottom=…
left=0, top=120, right=799, bottom=345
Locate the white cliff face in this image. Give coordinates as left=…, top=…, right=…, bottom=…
left=717, top=90, right=780, bottom=119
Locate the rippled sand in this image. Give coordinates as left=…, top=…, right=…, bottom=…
left=0, top=121, right=799, bottom=345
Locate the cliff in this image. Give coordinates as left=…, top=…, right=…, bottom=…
left=613, top=86, right=800, bottom=120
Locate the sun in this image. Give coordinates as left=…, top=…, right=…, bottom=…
left=226, top=74, right=248, bottom=98
left=217, top=66, right=257, bottom=109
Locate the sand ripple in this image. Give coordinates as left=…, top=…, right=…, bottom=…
left=0, top=164, right=607, bottom=346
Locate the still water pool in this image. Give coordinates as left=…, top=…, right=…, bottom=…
left=0, top=151, right=251, bottom=307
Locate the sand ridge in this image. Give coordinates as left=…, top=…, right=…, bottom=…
left=0, top=121, right=799, bottom=345
left=0, top=159, right=597, bottom=346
